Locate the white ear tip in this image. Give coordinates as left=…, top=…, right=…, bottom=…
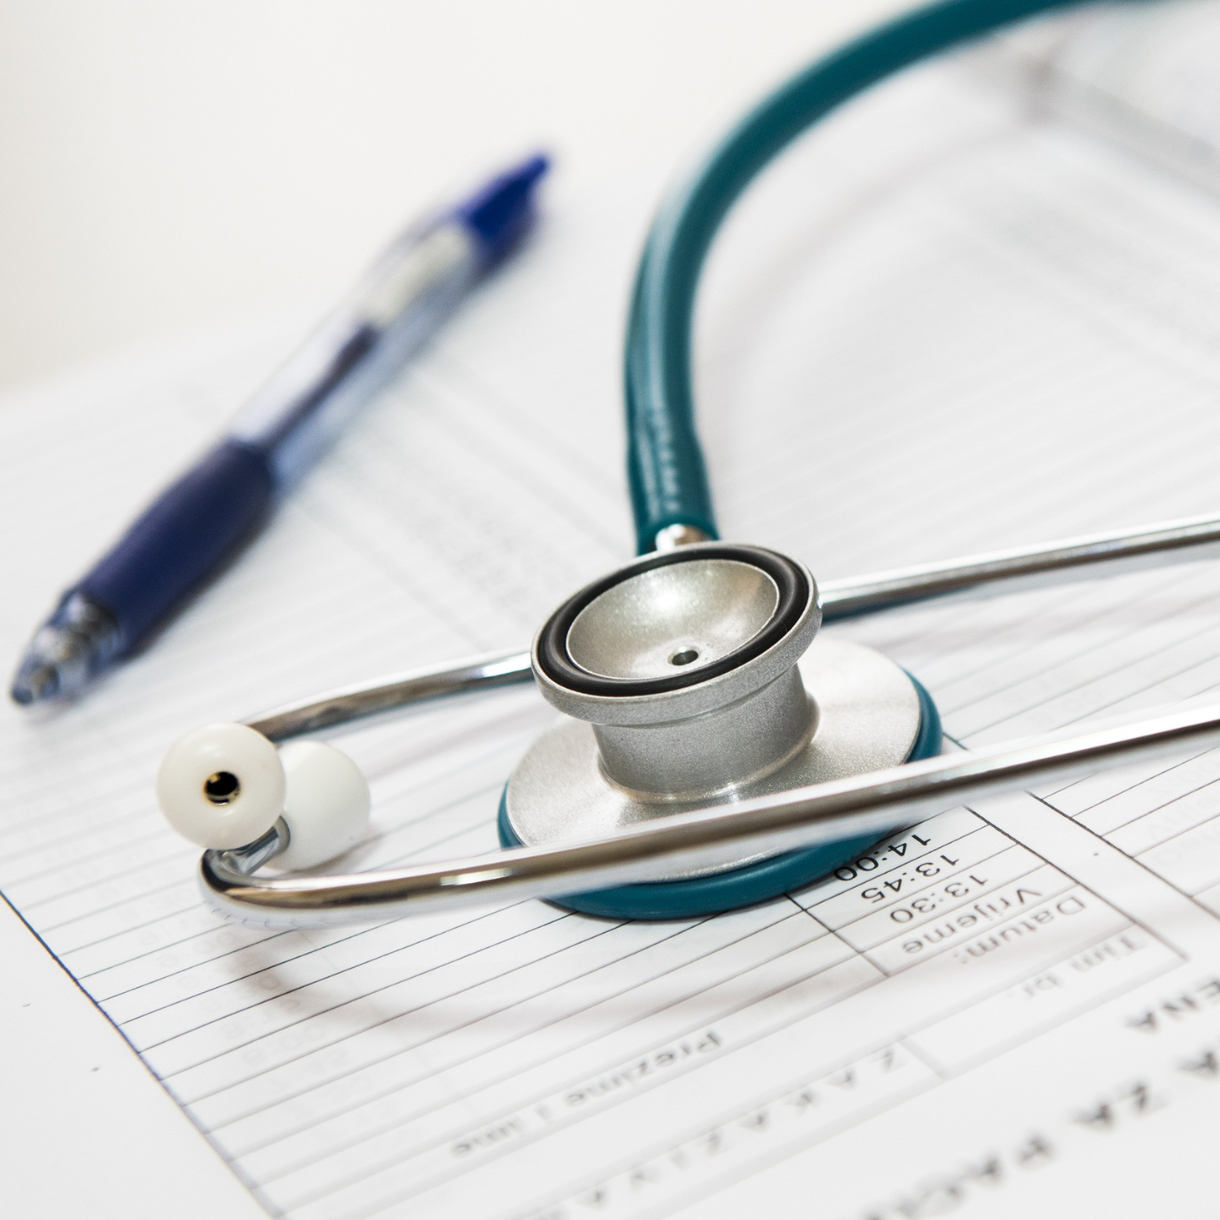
left=156, top=723, right=285, bottom=849
left=275, top=741, right=371, bottom=870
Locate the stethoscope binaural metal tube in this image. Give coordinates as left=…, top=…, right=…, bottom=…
left=236, top=509, right=1220, bottom=742
left=207, top=701, right=1220, bottom=928
left=201, top=510, right=1220, bottom=922
left=246, top=651, right=534, bottom=742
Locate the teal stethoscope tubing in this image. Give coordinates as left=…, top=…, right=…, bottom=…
left=624, top=0, right=1138, bottom=556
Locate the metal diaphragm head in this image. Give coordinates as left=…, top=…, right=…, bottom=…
left=503, top=541, right=928, bottom=907
left=532, top=543, right=820, bottom=797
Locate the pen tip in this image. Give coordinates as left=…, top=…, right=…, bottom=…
left=515, top=152, right=550, bottom=184
left=10, top=662, right=58, bottom=706
left=9, top=592, right=121, bottom=707
left=456, top=152, right=553, bottom=263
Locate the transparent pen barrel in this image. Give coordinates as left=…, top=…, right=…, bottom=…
left=229, top=221, right=479, bottom=487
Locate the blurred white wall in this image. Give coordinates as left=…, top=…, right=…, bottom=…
left=0, top=0, right=902, bottom=390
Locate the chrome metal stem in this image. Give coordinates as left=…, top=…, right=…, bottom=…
left=820, top=511, right=1220, bottom=618
left=245, top=650, right=532, bottom=741
left=210, top=818, right=290, bottom=876
left=203, top=700, right=1220, bottom=927
left=653, top=524, right=714, bottom=551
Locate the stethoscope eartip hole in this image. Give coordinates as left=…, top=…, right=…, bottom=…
left=156, top=722, right=285, bottom=850
left=203, top=770, right=241, bottom=805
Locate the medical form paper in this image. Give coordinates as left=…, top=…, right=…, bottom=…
left=6, top=42, right=1220, bottom=1220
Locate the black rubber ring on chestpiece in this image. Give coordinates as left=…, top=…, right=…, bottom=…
left=535, top=543, right=810, bottom=698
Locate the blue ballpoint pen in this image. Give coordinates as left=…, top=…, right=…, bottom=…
left=11, top=153, right=550, bottom=705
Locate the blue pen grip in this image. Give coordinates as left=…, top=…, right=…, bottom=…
left=79, top=439, right=276, bottom=652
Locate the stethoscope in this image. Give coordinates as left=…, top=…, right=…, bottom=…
left=155, top=0, right=1220, bottom=928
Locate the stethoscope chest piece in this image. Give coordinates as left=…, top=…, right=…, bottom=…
left=501, top=542, right=941, bottom=919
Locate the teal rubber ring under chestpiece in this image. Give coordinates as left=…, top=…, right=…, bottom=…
left=498, top=674, right=942, bottom=920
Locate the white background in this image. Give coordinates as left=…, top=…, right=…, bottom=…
left=0, top=0, right=902, bottom=390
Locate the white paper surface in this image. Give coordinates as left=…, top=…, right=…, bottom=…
left=996, top=0, right=1220, bottom=191
left=0, top=893, right=267, bottom=1219
left=7, top=58, right=1220, bottom=1220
